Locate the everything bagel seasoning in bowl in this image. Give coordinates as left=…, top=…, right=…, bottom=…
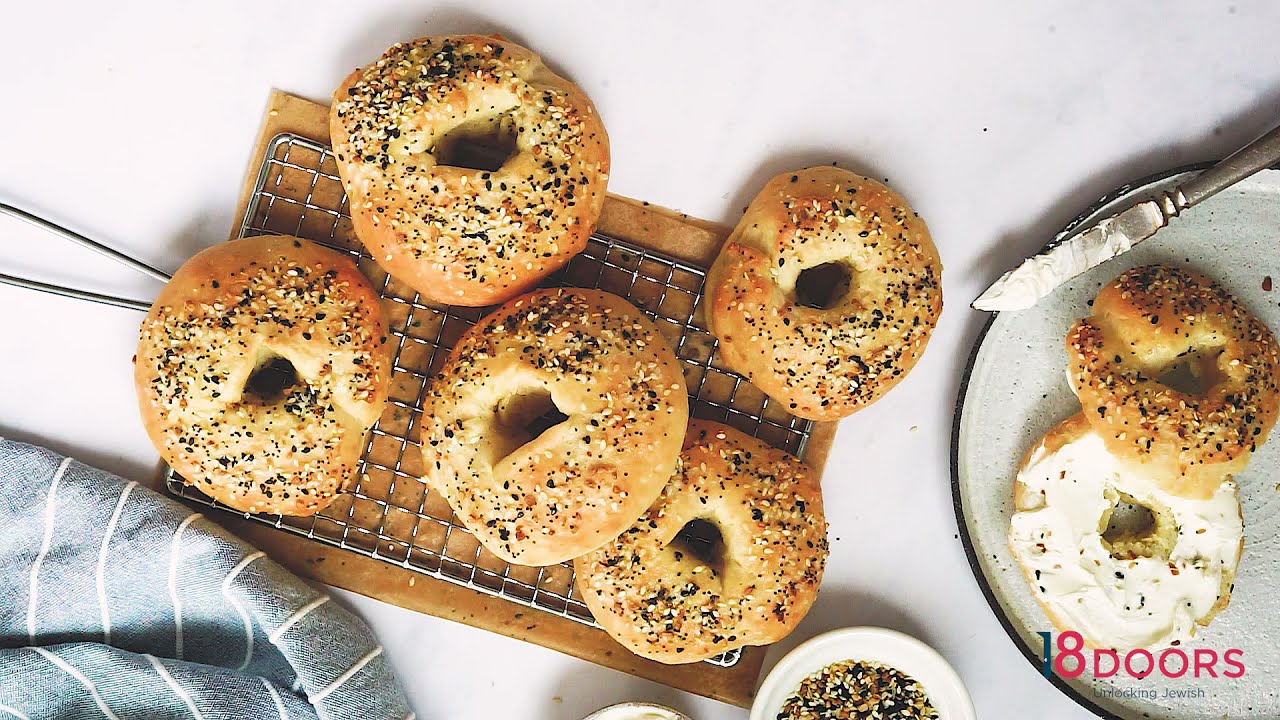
left=750, top=628, right=973, bottom=720
left=776, top=659, right=938, bottom=720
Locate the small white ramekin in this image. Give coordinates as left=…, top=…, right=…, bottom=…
left=582, top=701, right=693, bottom=720
left=750, top=627, right=976, bottom=720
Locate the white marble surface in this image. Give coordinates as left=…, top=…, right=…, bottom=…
left=2, top=2, right=1278, bottom=718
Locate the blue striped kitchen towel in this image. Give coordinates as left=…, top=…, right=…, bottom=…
left=0, top=438, right=414, bottom=720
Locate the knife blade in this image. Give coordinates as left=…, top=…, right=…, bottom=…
left=971, top=200, right=1164, bottom=311
left=972, top=120, right=1280, bottom=312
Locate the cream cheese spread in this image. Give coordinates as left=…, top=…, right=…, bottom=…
left=1008, top=426, right=1242, bottom=649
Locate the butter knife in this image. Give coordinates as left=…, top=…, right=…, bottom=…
left=972, top=120, right=1280, bottom=312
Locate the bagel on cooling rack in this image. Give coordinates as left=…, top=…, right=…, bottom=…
left=1067, top=264, right=1280, bottom=497
left=134, top=236, right=391, bottom=516
left=575, top=421, right=828, bottom=663
left=331, top=34, right=610, bottom=307
left=705, top=167, right=942, bottom=421
left=419, top=288, right=688, bottom=566
left=1009, top=414, right=1243, bottom=649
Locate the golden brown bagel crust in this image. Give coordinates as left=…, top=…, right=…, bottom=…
left=134, top=236, right=391, bottom=516
left=419, top=288, right=687, bottom=566
left=1067, top=264, right=1280, bottom=498
left=705, top=167, right=942, bottom=421
left=331, top=35, right=610, bottom=307
left=575, top=421, right=828, bottom=664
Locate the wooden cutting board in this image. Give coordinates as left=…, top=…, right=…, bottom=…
left=164, top=89, right=838, bottom=708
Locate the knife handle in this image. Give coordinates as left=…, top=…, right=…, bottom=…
left=1156, top=121, right=1280, bottom=219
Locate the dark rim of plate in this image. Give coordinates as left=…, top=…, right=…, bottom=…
left=946, top=158, right=1274, bottom=720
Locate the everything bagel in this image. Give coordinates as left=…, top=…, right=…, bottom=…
left=1009, top=414, right=1243, bottom=649
left=1067, top=264, right=1280, bottom=497
left=575, top=421, right=828, bottom=663
left=419, top=288, right=687, bottom=566
left=705, top=167, right=942, bottom=421
left=134, top=236, right=391, bottom=516
left=332, top=35, right=610, bottom=306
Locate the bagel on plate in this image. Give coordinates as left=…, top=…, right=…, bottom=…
left=1009, top=414, right=1243, bottom=649
left=1067, top=264, right=1280, bottom=497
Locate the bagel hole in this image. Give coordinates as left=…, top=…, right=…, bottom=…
left=1101, top=493, right=1163, bottom=560
left=673, top=518, right=726, bottom=573
left=794, top=261, right=853, bottom=310
left=1157, top=349, right=1223, bottom=397
left=431, top=113, right=519, bottom=172
left=244, top=356, right=299, bottom=405
left=491, top=388, right=569, bottom=462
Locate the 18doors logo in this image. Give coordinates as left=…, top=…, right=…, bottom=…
left=1039, top=631, right=1245, bottom=679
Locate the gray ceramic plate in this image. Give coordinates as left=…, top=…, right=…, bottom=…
left=953, top=166, right=1280, bottom=719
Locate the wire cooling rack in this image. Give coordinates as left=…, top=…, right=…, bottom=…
left=165, top=133, right=816, bottom=667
